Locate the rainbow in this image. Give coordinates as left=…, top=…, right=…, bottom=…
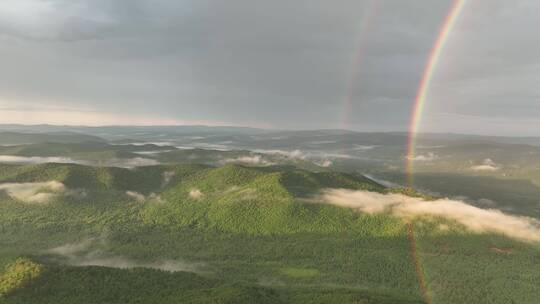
left=406, top=0, right=466, bottom=185
left=341, top=0, right=379, bottom=129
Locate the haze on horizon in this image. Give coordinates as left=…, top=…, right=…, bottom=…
left=0, top=0, right=539, bottom=136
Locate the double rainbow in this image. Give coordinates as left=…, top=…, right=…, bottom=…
left=406, top=0, right=466, bottom=185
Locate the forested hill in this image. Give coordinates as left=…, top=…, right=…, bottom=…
left=0, top=162, right=539, bottom=303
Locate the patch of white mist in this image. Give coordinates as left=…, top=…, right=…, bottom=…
left=0, top=181, right=70, bottom=203
left=125, top=191, right=145, bottom=202
left=0, top=155, right=78, bottom=164
left=162, top=171, right=176, bottom=187
left=406, top=152, right=438, bottom=161
left=46, top=240, right=205, bottom=273
left=318, top=189, right=540, bottom=243
left=471, top=158, right=500, bottom=171
left=189, top=189, right=203, bottom=199
left=0, top=155, right=159, bottom=168
left=220, top=155, right=274, bottom=166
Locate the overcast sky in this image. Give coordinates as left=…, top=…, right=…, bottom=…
left=0, top=0, right=538, bottom=135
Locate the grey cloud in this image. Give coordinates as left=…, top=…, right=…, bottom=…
left=0, top=0, right=538, bottom=134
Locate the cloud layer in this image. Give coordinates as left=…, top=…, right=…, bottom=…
left=318, top=189, right=540, bottom=242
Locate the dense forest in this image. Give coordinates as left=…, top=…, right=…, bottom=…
left=0, top=163, right=538, bottom=303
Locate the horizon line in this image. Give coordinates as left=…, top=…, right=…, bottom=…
left=1, top=123, right=539, bottom=139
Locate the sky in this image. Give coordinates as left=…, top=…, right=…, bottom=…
left=0, top=0, right=539, bottom=136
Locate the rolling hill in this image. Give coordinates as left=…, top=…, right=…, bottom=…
left=0, top=162, right=538, bottom=303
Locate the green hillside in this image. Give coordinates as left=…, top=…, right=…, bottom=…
left=0, top=163, right=539, bottom=303
left=0, top=258, right=425, bottom=304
